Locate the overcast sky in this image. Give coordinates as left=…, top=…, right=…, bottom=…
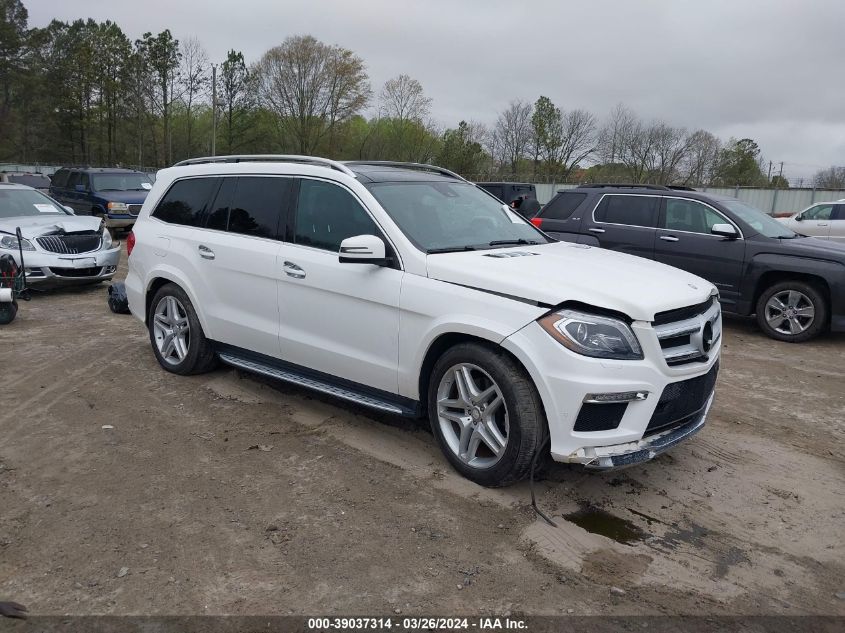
left=24, top=0, right=845, bottom=180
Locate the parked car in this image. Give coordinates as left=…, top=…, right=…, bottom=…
left=0, top=183, right=120, bottom=285
left=476, top=182, right=542, bottom=217
left=126, top=157, right=721, bottom=487
left=49, top=167, right=153, bottom=230
left=531, top=184, right=845, bottom=343
left=777, top=199, right=845, bottom=242
left=0, top=171, right=51, bottom=192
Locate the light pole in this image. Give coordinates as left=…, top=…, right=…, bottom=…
left=211, top=63, right=217, bottom=156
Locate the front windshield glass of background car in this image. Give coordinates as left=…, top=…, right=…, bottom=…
left=0, top=189, right=66, bottom=218
left=721, top=199, right=796, bottom=238
left=92, top=173, right=153, bottom=192
left=366, top=181, right=550, bottom=252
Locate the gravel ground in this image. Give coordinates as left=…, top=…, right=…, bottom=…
left=1, top=247, right=843, bottom=617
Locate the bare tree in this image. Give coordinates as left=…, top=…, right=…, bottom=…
left=597, top=103, right=637, bottom=165
left=255, top=35, right=371, bottom=154
left=494, top=100, right=532, bottom=173
left=650, top=122, right=692, bottom=184
left=814, top=166, right=845, bottom=189
left=178, top=36, right=208, bottom=157
left=680, top=130, right=721, bottom=186
left=379, top=74, right=431, bottom=122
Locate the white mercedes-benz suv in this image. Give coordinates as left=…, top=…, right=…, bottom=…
left=125, top=156, right=722, bottom=487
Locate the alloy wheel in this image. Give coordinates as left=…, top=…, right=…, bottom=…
left=152, top=295, right=191, bottom=365
left=436, top=363, right=509, bottom=469
left=764, top=290, right=815, bottom=336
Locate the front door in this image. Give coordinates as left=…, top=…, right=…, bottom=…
left=276, top=177, right=402, bottom=393
left=796, top=203, right=834, bottom=239
left=654, top=197, right=746, bottom=310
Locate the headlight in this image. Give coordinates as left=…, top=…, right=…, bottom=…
left=108, top=202, right=129, bottom=212
left=0, top=235, right=35, bottom=251
left=101, top=228, right=113, bottom=250
left=539, top=308, right=643, bottom=360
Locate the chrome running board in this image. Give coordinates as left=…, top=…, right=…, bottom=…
left=218, top=352, right=413, bottom=416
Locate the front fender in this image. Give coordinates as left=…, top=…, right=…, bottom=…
left=141, top=264, right=215, bottom=339
left=742, top=253, right=845, bottom=315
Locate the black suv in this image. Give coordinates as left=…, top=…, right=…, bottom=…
left=475, top=182, right=541, bottom=217
left=532, top=184, right=845, bottom=342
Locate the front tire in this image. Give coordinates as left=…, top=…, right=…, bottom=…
left=427, top=342, right=547, bottom=487
left=756, top=281, right=827, bottom=343
left=148, top=283, right=217, bottom=375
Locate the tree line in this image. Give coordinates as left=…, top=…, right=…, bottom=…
left=1, top=0, right=840, bottom=188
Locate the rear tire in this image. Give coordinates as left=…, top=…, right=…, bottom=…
left=0, top=300, right=17, bottom=325
left=755, top=280, right=827, bottom=343
left=148, top=283, right=217, bottom=375
left=427, top=342, right=547, bottom=487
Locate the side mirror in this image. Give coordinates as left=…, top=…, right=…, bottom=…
left=74, top=184, right=86, bottom=192
left=794, top=213, right=803, bottom=222
left=711, top=223, right=738, bottom=239
left=338, top=234, right=389, bottom=265
left=63, top=205, right=75, bottom=215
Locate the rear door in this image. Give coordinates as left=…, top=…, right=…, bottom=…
left=827, top=204, right=845, bottom=242
left=534, top=191, right=589, bottom=243
left=581, top=193, right=660, bottom=259
left=796, top=203, right=834, bottom=239
left=654, top=197, right=746, bottom=309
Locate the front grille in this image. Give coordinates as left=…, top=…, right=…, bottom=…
left=646, top=361, right=719, bottom=434
left=653, top=297, right=721, bottom=366
left=128, top=204, right=142, bottom=216
left=574, top=402, right=627, bottom=432
left=36, top=234, right=101, bottom=254
left=48, top=266, right=102, bottom=278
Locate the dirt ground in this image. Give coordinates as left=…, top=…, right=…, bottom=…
left=1, top=246, right=843, bottom=617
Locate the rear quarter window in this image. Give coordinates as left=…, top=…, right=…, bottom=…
left=51, top=170, right=69, bottom=188
left=152, top=177, right=218, bottom=227
left=540, top=192, right=587, bottom=220
left=594, top=195, right=660, bottom=228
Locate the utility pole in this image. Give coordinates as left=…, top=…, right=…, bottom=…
left=767, top=161, right=773, bottom=182
left=211, top=64, right=217, bottom=157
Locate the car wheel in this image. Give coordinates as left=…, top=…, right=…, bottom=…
left=0, top=300, right=17, bottom=325
left=427, top=342, right=547, bottom=487
left=148, top=283, right=217, bottom=375
left=755, top=280, right=827, bottom=343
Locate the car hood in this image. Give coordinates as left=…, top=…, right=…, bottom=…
left=425, top=241, right=716, bottom=321
left=0, top=214, right=102, bottom=238
left=762, top=235, right=845, bottom=261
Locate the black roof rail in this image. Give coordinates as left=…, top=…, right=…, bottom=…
left=666, top=185, right=697, bottom=191
left=344, top=161, right=466, bottom=182
left=577, top=183, right=670, bottom=191
left=173, top=154, right=356, bottom=178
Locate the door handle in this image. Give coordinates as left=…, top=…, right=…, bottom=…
left=818, top=222, right=829, bottom=227
left=283, top=261, right=306, bottom=279
left=588, top=227, right=605, bottom=234
left=659, top=235, right=680, bottom=242
left=198, top=244, right=215, bottom=260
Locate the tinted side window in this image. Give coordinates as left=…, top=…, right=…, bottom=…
left=483, top=185, right=504, bottom=200
left=80, top=173, right=90, bottom=190
left=152, top=177, right=217, bottom=227
left=226, top=176, right=289, bottom=239
left=834, top=204, right=845, bottom=221
left=541, top=192, right=586, bottom=220
left=594, top=195, right=659, bottom=227
left=51, top=170, right=69, bottom=188
left=66, top=172, right=81, bottom=188
left=662, top=198, right=726, bottom=234
left=294, top=179, right=379, bottom=252
left=206, top=177, right=236, bottom=231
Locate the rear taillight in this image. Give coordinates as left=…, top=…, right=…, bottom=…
left=530, top=217, right=543, bottom=228
left=126, top=231, right=136, bottom=256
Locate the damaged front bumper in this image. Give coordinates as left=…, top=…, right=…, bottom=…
left=567, top=392, right=714, bottom=470
left=16, top=246, right=121, bottom=285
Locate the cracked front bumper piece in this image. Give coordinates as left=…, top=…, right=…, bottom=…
left=568, top=392, right=714, bottom=470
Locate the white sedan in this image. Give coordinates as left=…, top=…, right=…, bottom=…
left=0, top=183, right=121, bottom=285
left=778, top=199, right=845, bottom=242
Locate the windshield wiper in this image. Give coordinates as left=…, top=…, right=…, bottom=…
left=427, top=245, right=477, bottom=254
left=488, top=239, right=540, bottom=247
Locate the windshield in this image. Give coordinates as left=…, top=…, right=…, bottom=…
left=0, top=189, right=68, bottom=218
left=92, top=173, right=152, bottom=192
left=721, top=199, right=796, bottom=238
left=366, top=181, right=551, bottom=252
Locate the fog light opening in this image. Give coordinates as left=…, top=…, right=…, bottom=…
left=583, top=391, right=649, bottom=404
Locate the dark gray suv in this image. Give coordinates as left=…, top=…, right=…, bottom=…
left=531, top=184, right=845, bottom=343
